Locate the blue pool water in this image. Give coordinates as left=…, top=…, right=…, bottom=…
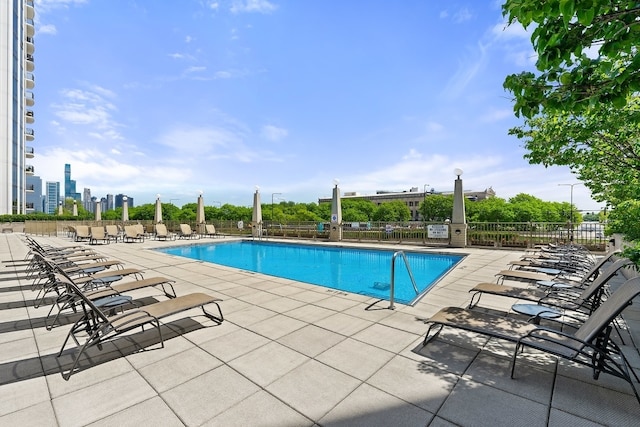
left=157, top=241, right=464, bottom=305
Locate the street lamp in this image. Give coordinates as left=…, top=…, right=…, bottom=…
left=271, top=192, right=282, bottom=225
left=558, top=183, right=582, bottom=242
left=422, top=183, right=430, bottom=234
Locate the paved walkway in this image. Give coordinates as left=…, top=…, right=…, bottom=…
left=0, top=233, right=638, bottom=426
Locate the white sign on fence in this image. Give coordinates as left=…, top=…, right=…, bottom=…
left=427, top=224, right=449, bottom=239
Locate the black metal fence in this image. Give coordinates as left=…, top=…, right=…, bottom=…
left=21, top=220, right=608, bottom=251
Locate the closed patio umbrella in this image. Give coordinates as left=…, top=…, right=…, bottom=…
left=196, top=192, right=206, bottom=234
left=252, top=187, right=262, bottom=238
left=154, top=195, right=162, bottom=224
left=122, top=196, right=129, bottom=222
left=72, top=201, right=78, bottom=217
left=94, top=201, right=101, bottom=221
left=329, top=179, right=342, bottom=241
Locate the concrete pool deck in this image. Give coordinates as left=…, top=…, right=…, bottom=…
left=0, top=233, right=638, bottom=426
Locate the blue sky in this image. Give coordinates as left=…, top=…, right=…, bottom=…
left=31, top=0, right=600, bottom=212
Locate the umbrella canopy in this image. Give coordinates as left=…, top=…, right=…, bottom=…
left=94, top=201, right=101, bottom=221
left=252, top=189, right=262, bottom=238
left=154, top=196, right=163, bottom=224
left=196, top=193, right=205, bottom=224
left=122, top=197, right=129, bottom=222
left=58, top=202, right=63, bottom=215
left=72, top=202, right=78, bottom=217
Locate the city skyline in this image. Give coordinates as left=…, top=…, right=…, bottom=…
left=30, top=1, right=602, bottom=212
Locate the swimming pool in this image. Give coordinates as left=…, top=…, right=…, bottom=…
left=157, top=241, right=464, bottom=305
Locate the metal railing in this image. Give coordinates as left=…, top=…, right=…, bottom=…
left=20, top=220, right=610, bottom=251
left=389, top=251, right=419, bottom=310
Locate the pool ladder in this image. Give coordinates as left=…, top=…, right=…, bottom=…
left=388, top=251, right=419, bottom=310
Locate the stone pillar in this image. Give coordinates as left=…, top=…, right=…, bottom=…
left=450, top=169, right=467, bottom=248
left=329, top=183, right=342, bottom=241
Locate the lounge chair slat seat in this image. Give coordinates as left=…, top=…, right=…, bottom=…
left=154, top=224, right=176, bottom=241
left=110, top=276, right=176, bottom=298
left=141, top=292, right=221, bottom=319
left=74, top=225, right=91, bottom=242
left=178, top=224, right=200, bottom=239
left=422, top=277, right=640, bottom=404
left=123, top=225, right=145, bottom=243
left=469, top=258, right=633, bottom=311
left=55, top=272, right=224, bottom=380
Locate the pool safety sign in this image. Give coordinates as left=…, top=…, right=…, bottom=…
left=331, top=214, right=338, bottom=223
left=428, top=224, right=449, bottom=239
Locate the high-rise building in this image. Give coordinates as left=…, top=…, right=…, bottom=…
left=83, top=188, right=92, bottom=212
left=45, top=181, right=60, bottom=215
left=106, top=194, right=114, bottom=211
left=0, top=1, right=36, bottom=214
left=115, top=194, right=133, bottom=208
left=64, top=164, right=81, bottom=201
left=26, top=174, right=42, bottom=212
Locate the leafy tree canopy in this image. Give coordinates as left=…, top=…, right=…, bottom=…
left=509, top=95, right=640, bottom=205
left=419, top=194, right=454, bottom=221
left=503, top=0, right=640, bottom=118
left=371, top=201, right=411, bottom=222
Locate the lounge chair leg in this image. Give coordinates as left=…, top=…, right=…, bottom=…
left=202, top=302, right=224, bottom=324
left=510, top=341, right=522, bottom=379
left=468, top=292, right=481, bottom=309
left=422, top=323, right=444, bottom=346
left=161, top=282, right=176, bottom=299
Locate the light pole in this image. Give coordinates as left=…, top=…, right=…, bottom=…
left=422, top=183, right=430, bottom=221
left=422, top=183, right=429, bottom=242
left=558, top=183, right=582, bottom=242
left=271, top=193, right=282, bottom=226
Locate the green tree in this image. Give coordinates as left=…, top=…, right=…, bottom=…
left=503, top=0, right=640, bottom=118
left=372, top=201, right=411, bottom=222
left=130, top=203, right=155, bottom=221
left=607, top=199, right=640, bottom=240
left=509, top=96, right=640, bottom=205
left=470, top=197, right=515, bottom=222
left=341, top=199, right=377, bottom=222
left=419, top=195, right=453, bottom=221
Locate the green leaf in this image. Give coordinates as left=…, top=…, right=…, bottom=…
left=612, top=95, right=627, bottom=109
left=559, top=72, right=572, bottom=85
left=577, top=8, right=594, bottom=26
left=559, top=0, right=575, bottom=27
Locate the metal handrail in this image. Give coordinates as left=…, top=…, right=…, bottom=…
left=389, top=251, right=419, bottom=309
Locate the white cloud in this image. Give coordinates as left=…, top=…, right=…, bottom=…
left=453, top=8, right=472, bottom=23
left=442, top=42, right=488, bottom=99
left=230, top=0, right=277, bottom=14
left=261, top=125, right=288, bottom=142
left=37, top=24, right=57, bottom=35
left=157, top=126, right=243, bottom=152
left=169, top=52, right=196, bottom=60
left=185, top=66, right=207, bottom=73
left=35, top=0, right=88, bottom=13
left=51, top=86, right=123, bottom=139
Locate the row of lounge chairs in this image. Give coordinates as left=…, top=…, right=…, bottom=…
left=70, top=223, right=223, bottom=244
left=20, top=236, right=225, bottom=380
left=420, top=244, right=640, bottom=404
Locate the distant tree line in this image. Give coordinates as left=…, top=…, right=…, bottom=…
left=1, top=193, right=602, bottom=224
